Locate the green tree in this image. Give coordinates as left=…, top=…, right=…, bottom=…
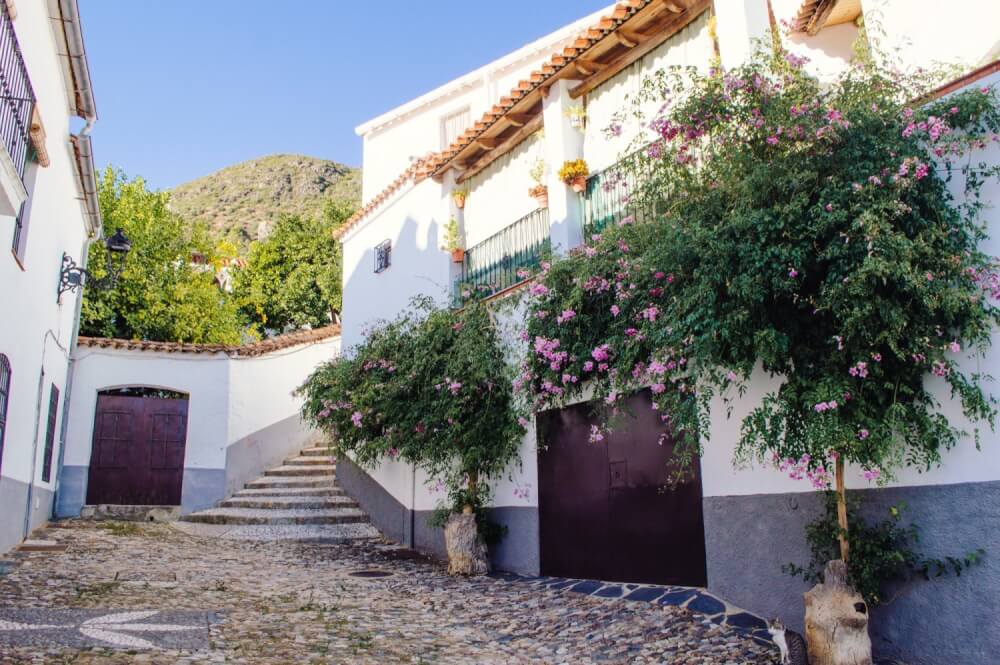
left=233, top=200, right=351, bottom=333
left=80, top=167, right=245, bottom=344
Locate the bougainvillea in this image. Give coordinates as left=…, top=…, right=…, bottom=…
left=520, top=45, right=1000, bottom=563
left=299, top=296, right=525, bottom=517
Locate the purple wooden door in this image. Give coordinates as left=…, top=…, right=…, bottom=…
left=86, top=394, right=188, bottom=505
left=537, top=390, right=707, bottom=586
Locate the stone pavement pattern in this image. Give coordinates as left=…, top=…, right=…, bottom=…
left=0, top=521, right=779, bottom=664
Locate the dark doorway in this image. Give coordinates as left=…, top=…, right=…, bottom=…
left=86, top=391, right=189, bottom=506
left=537, top=389, right=707, bottom=586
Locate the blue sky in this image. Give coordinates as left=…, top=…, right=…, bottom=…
left=78, top=1, right=611, bottom=190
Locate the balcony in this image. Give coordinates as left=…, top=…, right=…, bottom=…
left=582, top=150, right=660, bottom=236
left=0, top=0, right=33, bottom=216
left=454, top=208, right=550, bottom=305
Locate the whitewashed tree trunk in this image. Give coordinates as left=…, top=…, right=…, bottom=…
left=444, top=510, right=489, bottom=576
left=804, top=560, right=873, bottom=665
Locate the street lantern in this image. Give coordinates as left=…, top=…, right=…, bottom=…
left=58, top=228, right=132, bottom=302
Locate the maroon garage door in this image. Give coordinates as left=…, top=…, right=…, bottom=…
left=86, top=393, right=189, bottom=506
left=537, top=390, right=707, bottom=586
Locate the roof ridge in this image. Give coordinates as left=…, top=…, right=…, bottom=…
left=77, top=324, right=341, bottom=357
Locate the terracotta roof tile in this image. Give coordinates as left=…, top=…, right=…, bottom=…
left=78, top=325, right=341, bottom=357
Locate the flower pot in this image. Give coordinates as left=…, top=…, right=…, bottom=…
left=570, top=175, right=587, bottom=193
left=529, top=186, right=549, bottom=209
left=453, top=196, right=466, bottom=210
left=570, top=116, right=585, bottom=130
left=451, top=248, right=465, bottom=263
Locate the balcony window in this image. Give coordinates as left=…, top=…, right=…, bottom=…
left=0, top=1, right=35, bottom=182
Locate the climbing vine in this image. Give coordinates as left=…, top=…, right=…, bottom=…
left=519, top=45, right=1000, bottom=567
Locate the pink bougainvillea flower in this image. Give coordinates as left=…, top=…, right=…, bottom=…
left=556, top=309, right=576, bottom=324
left=788, top=268, right=799, bottom=278
left=610, top=304, right=620, bottom=317
left=591, top=344, right=611, bottom=362
left=351, top=411, right=363, bottom=427
left=949, top=341, right=961, bottom=353
left=858, top=429, right=870, bottom=440
left=726, top=370, right=738, bottom=382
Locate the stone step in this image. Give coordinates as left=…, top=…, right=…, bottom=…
left=284, top=456, right=334, bottom=466
left=234, top=486, right=345, bottom=498
left=217, top=523, right=382, bottom=543
left=245, top=476, right=338, bottom=490
left=181, top=507, right=368, bottom=526
left=299, top=446, right=335, bottom=457
left=263, top=465, right=336, bottom=477
left=219, top=496, right=357, bottom=510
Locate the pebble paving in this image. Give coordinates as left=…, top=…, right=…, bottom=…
left=0, top=521, right=779, bottom=664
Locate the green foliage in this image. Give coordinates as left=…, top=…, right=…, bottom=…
left=785, top=493, right=984, bottom=605
left=441, top=218, right=462, bottom=252
left=520, top=46, right=1000, bottom=488
left=233, top=200, right=352, bottom=333
left=298, top=297, right=526, bottom=522
left=81, top=168, right=246, bottom=344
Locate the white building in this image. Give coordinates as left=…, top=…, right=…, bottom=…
left=0, top=0, right=101, bottom=554
left=337, top=1, right=1000, bottom=663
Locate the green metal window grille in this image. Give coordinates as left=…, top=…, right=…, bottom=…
left=41, top=384, right=59, bottom=483
left=582, top=148, right=660, bottom=236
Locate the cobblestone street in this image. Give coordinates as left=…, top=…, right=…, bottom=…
left=0, top=521, right=778, bottom=664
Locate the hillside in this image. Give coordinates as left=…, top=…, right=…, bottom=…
left=168, top=154, right=361, bottom=247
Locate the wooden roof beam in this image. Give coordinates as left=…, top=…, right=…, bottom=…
left=506, top=113, right=531, bottom=127
left=457, top=114, right=544, bottom=184
left=475, top=137, right=501, bottom=150
left=658, top=0, right=684, bottom=13
left=574, top=59, right=608, bottom=77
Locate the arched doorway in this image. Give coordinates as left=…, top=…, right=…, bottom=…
left=86, top=387, right=189, bottom=506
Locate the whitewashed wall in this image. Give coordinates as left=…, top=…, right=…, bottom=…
left=341, top=179, right=453, bottom=349
left=463, top=132, right=543, bottom=247
left=0, top=0, right=97, bottom=551
left=700, top=69, right=1000, bottom=498
left=583, top=11, right=714, bottom=172
left=58, top=335, right=340, bottom=514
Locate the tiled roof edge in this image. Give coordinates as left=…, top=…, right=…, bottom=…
left=77, top=324, right=341, bottom=358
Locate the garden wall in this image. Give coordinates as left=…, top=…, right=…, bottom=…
left=55, top=329, right=339, bottom=517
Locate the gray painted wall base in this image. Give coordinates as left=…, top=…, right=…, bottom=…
left=704, top=481, right=1000, bottom=665
left=337, top=457, right=540, bottom=574
left=0, top=475, right=54, bottom=555
left=54, top=465, right=88, bottom=519
left=55, top=465, right=227, bottom=517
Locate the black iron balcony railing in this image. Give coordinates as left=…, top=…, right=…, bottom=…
left=454, top=207, right=550, bottom=304
left=0, top=1, right=34, bottom=181
left=582, top=149, right=659, bottom=236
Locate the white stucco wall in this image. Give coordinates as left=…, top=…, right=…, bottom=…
left=63, top=337, right=341, bottom=476
left=463, top=132, right=543, bottom=247
left=0, top=0, right=94, bottom=499
left=701, top=70, right=1000, bottom=499
left=340, top=178, right=453, bottom=350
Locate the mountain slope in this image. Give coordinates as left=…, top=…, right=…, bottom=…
left=169, top=154, right=361, bottom=246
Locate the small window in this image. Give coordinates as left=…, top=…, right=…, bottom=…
left=11, top=159, right=39, bottom=263
left=441, top=108, right=471, bottom=149
left=41, top=383, right=59, bottom=483
left=374, top=240, right=391, bottom=273
left=0, top=355, right=10, bottom=474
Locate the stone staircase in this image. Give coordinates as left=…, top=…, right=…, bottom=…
left=177, top=446, right=381, bottom=544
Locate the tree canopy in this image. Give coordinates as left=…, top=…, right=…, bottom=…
left=81, top=168, right=246, bottom=344
left=233, top=200, right=351, bottom=334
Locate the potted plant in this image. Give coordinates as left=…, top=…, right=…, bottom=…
left=528, top=158, right=548, bottom=209
left=559, top=159, right=590, bottom=193
left=564, top=105, right=587, bottom=130
left=451, top=188, right=469, bottom=210
left=442, top=218, right=464, bottom=263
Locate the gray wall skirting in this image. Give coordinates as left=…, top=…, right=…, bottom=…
left=225, top=414, right=319, bottom=498
left=180, top=468, right=227, bottom=514
left=337, top=458, right=541, bottom=574
left=336, top=456, right=410, bottom=546
left=54, top=465, right=88, bottom=518
left=0, top=475, right=54, bottom=555
left=703, top=480, right=1000, bottom=665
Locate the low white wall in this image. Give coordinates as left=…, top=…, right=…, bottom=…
left=60, top=335, right=340, bottom=513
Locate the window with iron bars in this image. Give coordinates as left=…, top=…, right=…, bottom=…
left=41, top=384, right=59, bottom=483
left=0, top=0, right=35, bottom=183
left=374, top=240, right=391, bottom=273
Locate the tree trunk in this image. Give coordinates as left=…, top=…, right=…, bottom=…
left=444, top=511, right=490, bottom=576
left=835, top=455, right=849, bottom=562
left=804, top=560, right=872, bottom=665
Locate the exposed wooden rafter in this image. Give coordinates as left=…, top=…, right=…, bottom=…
left=457, top=114, right=543, bottom=184
left=506, top=113, right=531, bottom=127
left=570, top=0, right=710, bottom=100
